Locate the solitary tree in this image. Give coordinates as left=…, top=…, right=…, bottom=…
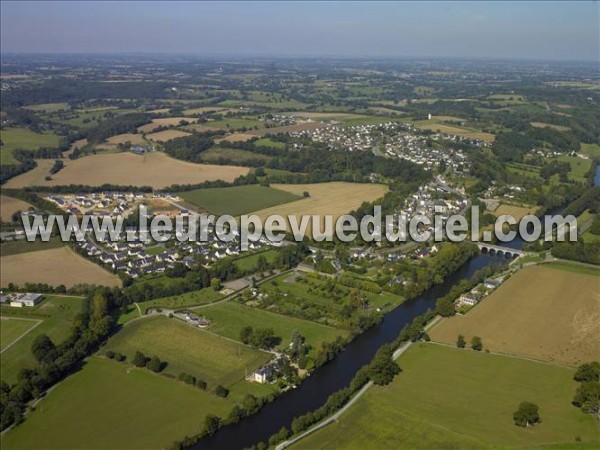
left=215, top=385, right=229, bottom=398
left=239, top=326, right=254, bottom=345
left=457, top=334, right=466, bottom=349
left=471, top=336, right=483, bottom=351
left=513, top=402, right=541, bottom=427
left=133, top=351, right=147, bottom=367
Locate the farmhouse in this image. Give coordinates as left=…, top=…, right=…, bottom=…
left=251, top=366, right=274, bottom=383
left=0, top=292, right=44, bottom=307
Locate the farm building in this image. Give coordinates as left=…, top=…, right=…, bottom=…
left=0, top=292, right=44, bottom=307
left=251, top=366, right=274, bottom=383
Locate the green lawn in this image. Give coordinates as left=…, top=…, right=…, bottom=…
left=201, top=301, right=346, bottom=354
left=0, top=127, right=61, bottom=165
left=294, top=344, right=599, bottom=450
left=233, top=249, right=279, bottom=272
left=0, top=236, right=65, bottom=256
left=1, top=357, right=232, bottom=450
left=180, top=184, right=301, bottom=216
left=554, top=155, right=592, bottom=182
left=0, top=318, right=38, bottom=351
left=199, top=146, right=271, bottom=164
left=105, top=315, right=270, bottom=388
left=254, top=138, right=285, bottom=149
left=144, top=245, right=165, bottom=255
left=130, top=287, right=223, bottom=318
left=580, top=143, right=600, bottom=158
left=543, top=261, right=600, bottom=276
left=1, top=295, right=85, bottom=384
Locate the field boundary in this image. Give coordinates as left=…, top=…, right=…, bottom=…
left=1, top=317, right=43, bottom=354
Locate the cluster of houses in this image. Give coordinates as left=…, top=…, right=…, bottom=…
left=0, top=292, right=44, bottom=307
left=46, top=191, right=182, bottom=219
left=455, top=278, right=504, bottom=309
left=289, top=121, right=475, bottom=173
left=395, top=179, right=469, bottom=235
left=75, top=225, right=274, bottom=279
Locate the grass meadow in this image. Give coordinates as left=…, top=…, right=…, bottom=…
left=104, top=315, right=270, bottom=388
left=180, top=184, right=301, bottom=216
left=294, top=344, right=600, bottom=450
left=1, top=295, right=85, bottom=384
left=201, top=301, right=346, bottom=354
left=0, top=357, right=232, bottom=450
left=0, top=127, right=61, bottom=165
left=0, top=318, right=38, bottom=352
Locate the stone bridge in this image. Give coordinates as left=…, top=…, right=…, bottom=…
left=477, top=243, right=525, bottom=259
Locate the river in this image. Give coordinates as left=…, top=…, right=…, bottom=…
left=194, top=251, right=515, bottom=450
left=192, top=162, right=599, bottom=449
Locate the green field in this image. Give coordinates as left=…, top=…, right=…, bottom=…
left=202, top=301, right=346, bottom=355
left=199, top=146, right=271, bottom=164
left=180, top=184, right=301, bottom=216
left=554, top=155, right=592, bottom=181
left=134, top=287, right=223, bottom=314
left=1, top=295, right=85, bottom=384
left=0, top=318, right=38, bottom=351
left=0, top=236, right=65, bottom=256
left=0, top=357, right=232, bottom=450
left=233, top=249, right=279, bottom=272
left=23, top=102, right=71, bottom=112
left=254, top=138, right=285, bottom=149
left=0, top=127, right=61, bottom=165
left=580, top=143, right=600, bottom=158
left=207, top=117, right=264, bottom=130
left=105, top=315, right=270, bottom=388
left=294, top=344, right=599, bottom=450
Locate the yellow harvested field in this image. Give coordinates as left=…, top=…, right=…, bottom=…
left=1, top=247, right=121, bottom=288
left=0, top=196, right=33, bottom=222
left=492, top=204, right=539, bottom=221
left=4, top=152, right=249, bottom=189
left=104, top=133, right=147, bottom=146
left=147, top=108, right=172, bottom=114
left=530, top=122, right=570, bottom=131
left=412, top=121, right=495, bottom=142
left=215, top=133, right=255, bottom=143
left=182, top=123, right=221, bottom=133
left=146, top=129, right=192, bottom=142
left=4, top=159, right=55, bottom=188
left=252, top=182, right=388, bottom=236
left=138, top=117, right=198, bottom=133
left=429, top=265, right=600, bottom=366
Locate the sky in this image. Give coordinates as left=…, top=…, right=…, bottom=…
left=1, top=1, right=599, bottom=61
